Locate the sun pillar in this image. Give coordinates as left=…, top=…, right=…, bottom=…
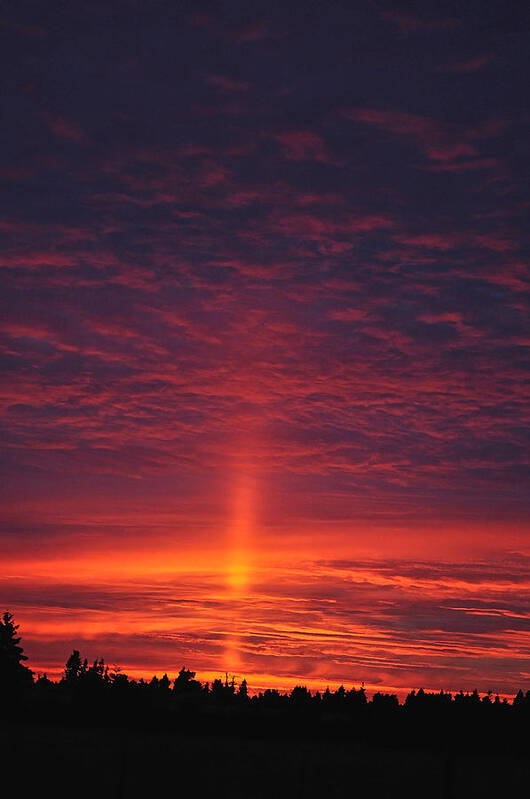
left=224, top=472, right=255, bottom=673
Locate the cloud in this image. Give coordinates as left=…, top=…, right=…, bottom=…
left=0, top=16, right=46, bottom=37
left=441, top=54, right=496, bottom=73
left=207, top=74, right=250, bottom=93
left=269, top=130, right=336, bottom=163
left=379, top=10, right=456, bottom=33
left=345, top=108, right=476, bottom=162
left=42, top=113, right=89, bottom=144
left=227, top=21, right=272, bottom=42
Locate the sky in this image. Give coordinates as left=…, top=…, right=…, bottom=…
left=1, top=0, right=529, bottom=697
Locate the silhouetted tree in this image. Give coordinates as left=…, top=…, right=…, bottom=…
left=111, top=671, right=129, bottom=690
left=290, top=685, right=311, bottom=705
left=211, top=678, right=225, bottom=700
left=174, top=666, right=195, bottom=685
left=34, top=672, right=56, bottom=706
left=35, top=673, right=54, bottom=688
left=0, top=611, right=33, bottom=691
left=347, top=685, right=367, bottom=708
left=371, top=692, right=399, bottom=710
left=238, top=678, right=248, bottom=699
left=84, top=658, right=105, bottom=685
left=64, top=650, right=85, bottom=683
left=173, top=666, right=201, bottom=696
left=259, top=688, right=284, bottom=708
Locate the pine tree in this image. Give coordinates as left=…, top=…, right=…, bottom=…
left=64, top=650, right=84, bottom=682
left=0, top=611, right=33, bottom=691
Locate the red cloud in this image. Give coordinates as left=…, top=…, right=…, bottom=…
left=442, top=54, right=495, bottom=73
left=423, top=157, right=503, bottom=174
left=395, top=233, right=463, bottom=250
left=379, top=10, right=456, bottom=33
left=346, top=107, right=476, bottom=162
left=328, top=308, right=367, bottom=322
left=207, top=74, right=250, bottom=92
left=228, top=21, right=271, bottom=42
left=0, top=16, right=46, bottom=37
left=269, top=130, right=336, bottom=163
left=43, top=113, right=88, bottom=144
left=188, top=14, right=272, bottom=43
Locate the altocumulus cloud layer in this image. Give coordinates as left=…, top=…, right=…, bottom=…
left=1, top=0, right=529, bottom=693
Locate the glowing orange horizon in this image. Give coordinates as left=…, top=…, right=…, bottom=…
left=4, top=526, right=530, bottom=701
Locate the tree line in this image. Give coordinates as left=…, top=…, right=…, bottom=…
left=2, top=611, right=530, bottom=754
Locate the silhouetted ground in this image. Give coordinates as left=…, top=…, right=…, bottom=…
left=3, top=718, right=529, bottom=798
left=2, top=618, right=530, bottom=797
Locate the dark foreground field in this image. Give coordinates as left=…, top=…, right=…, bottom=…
left=3, top=720, right=529, bottom=799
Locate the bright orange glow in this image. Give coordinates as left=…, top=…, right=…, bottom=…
left=223, top=470, right=256, bottom=672
left=225, top=474, right=254, bottom=592
left=3, top=520, right=530, bottom=699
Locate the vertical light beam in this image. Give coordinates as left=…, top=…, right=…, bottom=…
left=224, top=472, right=255, bottom=673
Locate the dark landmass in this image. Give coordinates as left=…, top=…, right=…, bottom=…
left=2, top=612, right=530, bottom=797
left=4, top=717, right=530, bottom=799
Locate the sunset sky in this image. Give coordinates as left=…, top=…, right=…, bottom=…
left=1, top=1, right=529, bottom=697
